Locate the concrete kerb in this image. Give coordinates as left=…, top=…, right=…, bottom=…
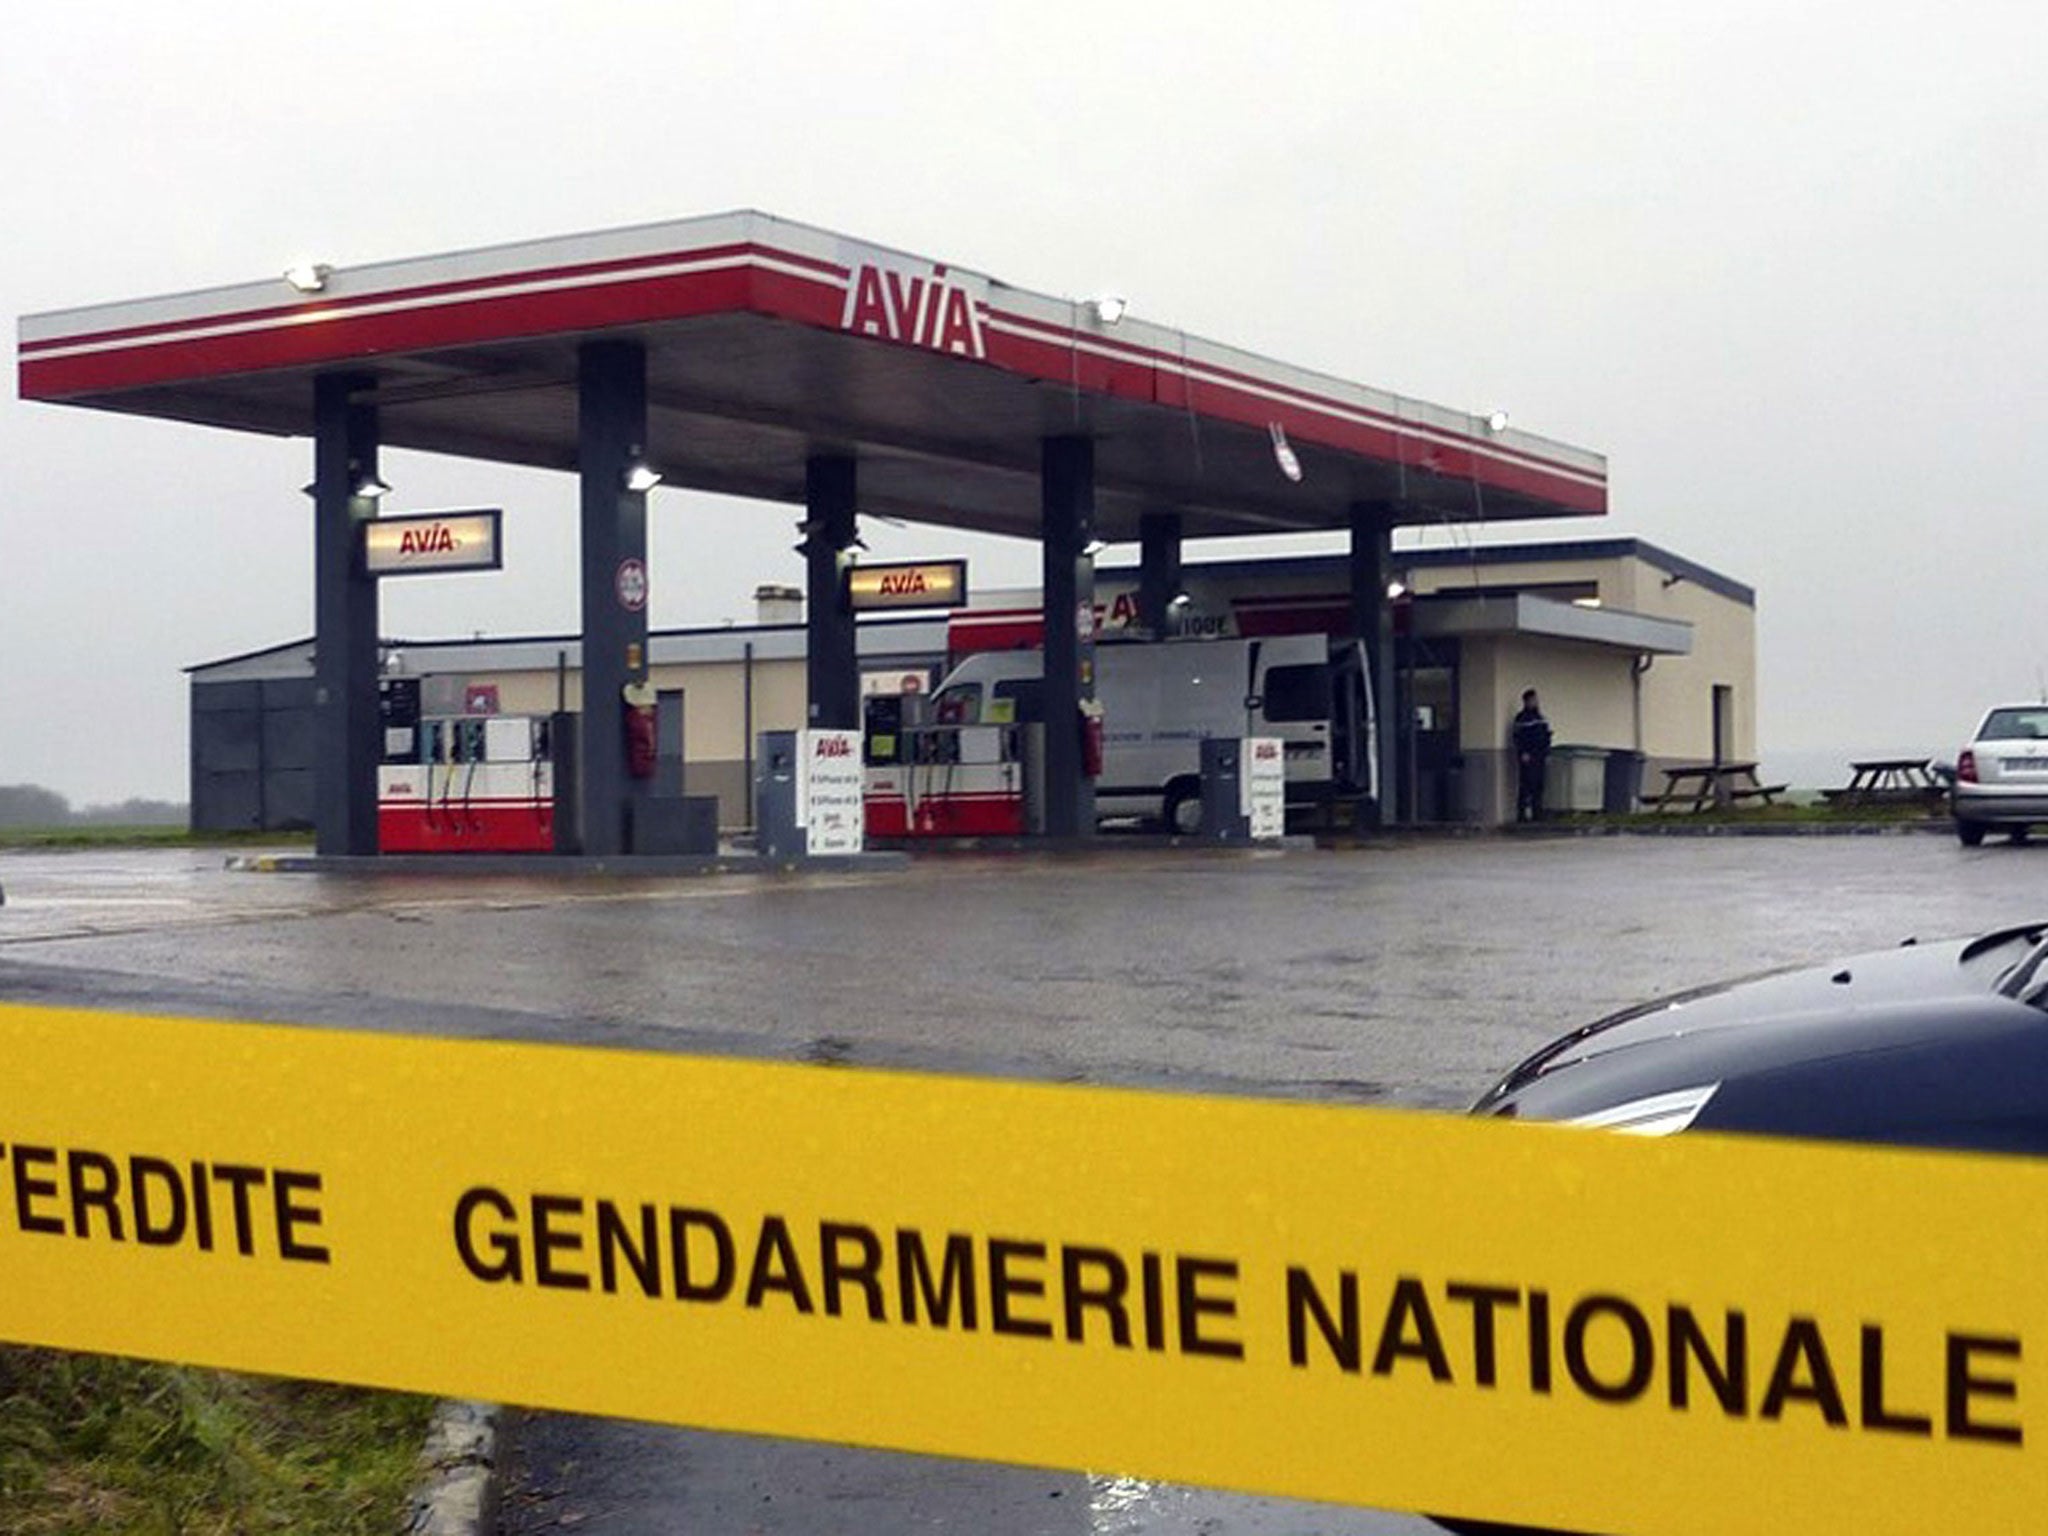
left=405, top=1400, right=500, bottom=1536
left=226, top=851, right=912, bottom=876
left=224, top=840, right=1317, bottom=874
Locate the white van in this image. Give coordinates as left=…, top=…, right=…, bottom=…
left=928, top=634, right=1377, bottom=832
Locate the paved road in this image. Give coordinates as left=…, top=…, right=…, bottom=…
left=3, top=831, right=2039, bottom=1532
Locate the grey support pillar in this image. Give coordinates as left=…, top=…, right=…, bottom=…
left=577, top=340, right=652, bottom=857
left=1349, top=502, right=1399, bottom=829
left=803, top=455, right=861, bottom=731
left=1042, top=435, right=1097, bottom=838
left=1137, top=511, right=1183, bottom=637
left=312, top=373, right=381, bottom=856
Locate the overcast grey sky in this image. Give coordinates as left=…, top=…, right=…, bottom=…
left=4, top=2, right=2043, bottom=804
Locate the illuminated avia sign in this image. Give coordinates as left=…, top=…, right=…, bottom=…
left=840, top=259, right=988, bottom=359
left=847, top=560, right=969, bottom=612
left=361, top=511, right=503, bottom=577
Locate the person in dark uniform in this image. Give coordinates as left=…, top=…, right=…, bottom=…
left=1511, top=688, right=1552, bottom=823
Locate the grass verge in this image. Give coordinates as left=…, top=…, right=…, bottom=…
left=1609, top=799, right=1947, bottom=828
left=0, top=1346, right=433, bottom=1536
left=0, top=828, right=315, bottom=852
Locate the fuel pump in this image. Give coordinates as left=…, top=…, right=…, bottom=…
left=862, top=684, right=1029, bottom=838
left=376, top=681, right=561, bottom=853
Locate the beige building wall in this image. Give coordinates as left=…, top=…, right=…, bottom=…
left=486, top=672, right=580, bottom=717
left=1457, top=639, right=1509, bottom=756
left=1416, top=550, right=1756, bottom=768
left=1614, top=567, right=1757, bottom=765
left=1458, top=636, right=1643, bottom=821
left=1414, top=556, right=1621, bottom=603
left=1477, top=638, right=1637, bottom=750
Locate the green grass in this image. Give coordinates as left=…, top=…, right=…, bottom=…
left=0, top=828, right=315, bottom=852
left=0, top=1347, right=433, bottom=1536
left=1612, top=796, right=1947, bottom=827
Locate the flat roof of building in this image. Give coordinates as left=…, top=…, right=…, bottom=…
left=1413, top=593, right=1691, bottom=655
left=187, top=614, right=953, bottom=684
left=25, top=211, right=1605, bottom=542
left=192, top=540, right=1717, bottom=682
left=1126, top=538, right=1753, bottom=607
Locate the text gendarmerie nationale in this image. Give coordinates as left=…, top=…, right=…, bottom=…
left=452, top=1187, right=2023, bottom=1445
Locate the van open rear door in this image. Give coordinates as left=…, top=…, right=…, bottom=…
left=1331, top=640, right=1378, bottom=808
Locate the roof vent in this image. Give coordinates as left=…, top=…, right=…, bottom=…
left=754, top=584, right=804, bottom=626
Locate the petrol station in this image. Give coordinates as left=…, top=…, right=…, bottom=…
left=21, top=216, right=2015, bottom=1536
left=19, top=210, right=1609, bottom=858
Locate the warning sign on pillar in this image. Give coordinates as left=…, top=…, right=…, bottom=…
left=615, top=557, right=648, bottom=612
left=799, top=729, right=865, bottom=856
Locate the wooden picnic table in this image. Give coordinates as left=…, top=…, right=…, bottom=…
left=1645, top=761, right=1787, bottom=813
left=1821, top=756, right=1945, bottom=809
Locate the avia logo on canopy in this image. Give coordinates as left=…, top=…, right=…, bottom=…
left=840, top=259, right=988, bottom=359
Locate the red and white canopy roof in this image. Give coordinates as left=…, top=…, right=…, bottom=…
left=19, top=210, right=1606, bottom=540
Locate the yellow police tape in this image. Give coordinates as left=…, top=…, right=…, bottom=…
left=1, top=999, right=2043, bottom=1535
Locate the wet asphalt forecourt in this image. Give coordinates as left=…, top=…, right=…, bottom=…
left=2, top=831, right=2039, bottom=1534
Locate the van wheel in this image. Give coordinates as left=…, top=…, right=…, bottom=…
left=1164, top=780, right=1204, bottom=837
left=1956, top=819, right=1987, bottom=847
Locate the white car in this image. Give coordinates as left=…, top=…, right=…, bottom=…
left=1952, top=703, right=2048, bottom=846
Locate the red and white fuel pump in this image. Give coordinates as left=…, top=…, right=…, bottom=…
left=377, top=682, right=559, bottom=852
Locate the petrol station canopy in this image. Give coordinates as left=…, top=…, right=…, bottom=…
left=18, top=210, right=1606, bottom=540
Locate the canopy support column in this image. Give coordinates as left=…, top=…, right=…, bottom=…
left=1137, top=511, right=1183, bottom=637
left=577, top=340, right=651, bottom=857
left=803, top=455, right=861, bottom=731
left=1042, top=435, right=1097, bottom=838
left=312, top=373, right=380, bottom=857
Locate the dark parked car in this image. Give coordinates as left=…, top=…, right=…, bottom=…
left=1429, top=921, right=2048, bottom=1536
left=1469, top=920, right=2048, bottom=1152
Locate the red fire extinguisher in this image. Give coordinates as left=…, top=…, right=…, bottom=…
left=1078, top=698, right=1105, bottom=779
left=623, top=680, right=658, bottom=779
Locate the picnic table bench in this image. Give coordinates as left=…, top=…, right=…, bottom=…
left=1819, top=757, right=1946, bottom=809
left=1645, top=761, right=1787, bottom=813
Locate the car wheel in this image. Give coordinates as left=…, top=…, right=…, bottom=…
left=1163, top=779, right=1204, bottom=836
left=1957, top=819, right=1988, bottom=847
left=2012, top=825, right=2031, bottom=846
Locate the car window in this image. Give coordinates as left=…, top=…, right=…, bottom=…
left=1980, top=708, right=2048, bottom=740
